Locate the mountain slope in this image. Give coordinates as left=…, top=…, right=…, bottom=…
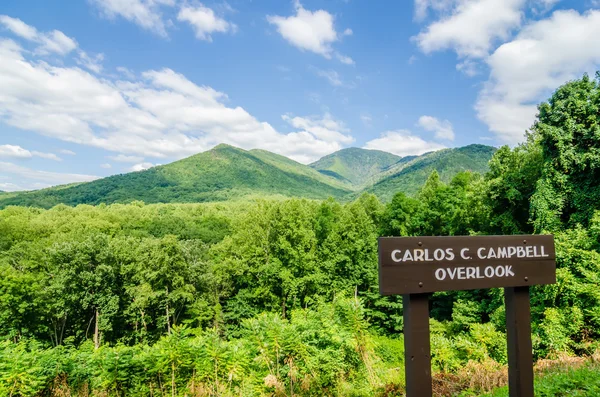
left=310, top=148, right=401, bottom=186
left=0, top=145, right=352, bottom=208
left=362, top=144, right=496, bottom=201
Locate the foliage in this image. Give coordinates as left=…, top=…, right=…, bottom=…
left=309, top=147, right=401, bottom=186
left=0, top=144, right=496, bottom=209
left=1, top=73, right=600, bottom=395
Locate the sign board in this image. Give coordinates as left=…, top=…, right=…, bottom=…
left=378, top=234, right=556, bottom=397
left=379, top=235, right=556, bottom=295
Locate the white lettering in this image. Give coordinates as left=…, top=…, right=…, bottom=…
left=460, top=248, right=471, bottom=260
left=424, top=249, right=434, bottom=261
left=517, top=246, right=526, bottom=258
left=434, top=248, right=445, bottom=261
left=466, top=267, right=476, bottom=279
left=526, top=246, right=533, bottom=257
left=414, top=249, right=425, bottom=262
left=488, top=248, right=497, bottom=259
left=541, top=246, right=549, bottom=257
left=508, top=246, right=517, bottom=258
left=403, top=250, right=414, bottom=261
left=505, top=265, right=515, bottom=277
left=391, top=250, right=402, bottom=262
left=484, top=266, right=494, bottom=278
left=495, top=266, right=505, bottom=277
left=445, top=248, right=455, bottom=261
left=457, top=267, right=466, bottom=280
left=533, top=246, right=539, bottom=257
left=448, top=267, right=459, bottom=280
left=476, top=267, right=485, bottom=279
left=477, top=247, right=487, bottom=259
left=497, top=247, right=508, bottom=258
left=435, top=268, right=447, bottom=280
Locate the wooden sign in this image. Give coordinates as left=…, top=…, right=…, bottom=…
left=379, top=235, right=556, bottom=294
left=378, top=235, right=556, bottom=397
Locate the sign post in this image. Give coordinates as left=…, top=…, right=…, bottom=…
left=378, top=235, right=556, bottom=397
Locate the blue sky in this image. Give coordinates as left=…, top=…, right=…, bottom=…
left=1, top=0, right=599, bottom=191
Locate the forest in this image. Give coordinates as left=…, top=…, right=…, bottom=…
left=1, top=73, right=599, bottom=396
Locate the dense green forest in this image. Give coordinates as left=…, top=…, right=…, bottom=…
left=0, top=144, right=495, bottom=209
left=1, top=73, right=600, bottom=396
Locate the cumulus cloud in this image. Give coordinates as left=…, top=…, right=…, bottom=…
left=109, top=154, right=145, bottom=163
left=363, top=130, right=446, bottom=157
left=89, top=0, right=175, bottom=37
left=414, top=0, right=457, bottom=21
left=0, top=161, right=99, bottom=188
left=267, top=1, right=352, bottom=62
left=0, top=15, right=77, bottom=55
left=413, top=0, right=525, bottom=58
left=476, top=9, right=600, bottom=143
left=315, top=69, right=343, bottom=86
left=60, top=149, right=76, bottom=155
left=0, top=144, right=32, bottom=159
left=130, top=162, right=155, bottom=171
left=177, top=4, right=235, bottom=41
left=0, top=144, right=62, bottom=161
left=101, top=163, right=112, bottom=169
left=417, top=115, right=455, bottom=140
left=0, top=30, right=356, bottom=166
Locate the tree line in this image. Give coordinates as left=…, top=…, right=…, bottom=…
left=1, top=72, right=599, bottom=396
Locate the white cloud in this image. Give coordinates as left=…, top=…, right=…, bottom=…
left=0, top=15, right=77, bottom=55
left=360, top=113, right=372, bottom=127
left=0, top=15, right=38, bottom=40
left=101, top=163, right=112, bottom=169
left=414, top=0, right=457, bottom=21
left=130, top=162, right=154, bottom=171
left=282, top=113, right=354, bottom=145
left=315, top=69, right=343, bottom=86
left=363, top=130, right=446, bottom=157
left=531, top=0, right=561, bottom=14
left=476, top=9, right=600, bottom=143
left=417, top=115, right=455, bottom=140
left=90, top=0, right=175, bottom=37
left=0, top=182, right=26, bottom=192
left=414, top=0, right=525, bottom=58
left=0, top=144, right=61, bottom=160
left=31, top=151, right=62, bottom=161
left=177, top=4, right=235, bottom=41
left=77, top=51, right=105, bottom=73
left=456, top=58, right=479, bottom=76
left=117, top=66, right=136, bottom=79
left=267, top=1, right=352, bottom=62
left=336, top=53, right=355, bottom=65
left=109, top=154, right=145, bottom=163
left=0, top=31, right=356, bottom=165
left=0, top=161, right=99, bottom=188
left=0, top=144, right=32, bottom=159
left=60, top=149, right=76, bottom=155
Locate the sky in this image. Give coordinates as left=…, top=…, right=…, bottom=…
left=1, top=0, right=599, bottom=191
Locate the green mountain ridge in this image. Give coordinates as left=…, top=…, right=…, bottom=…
left=310, top=147, right=401, bottom=186
left=365, top=144, right=496, bottom=201
left=0, top=143, right=496, bottom=209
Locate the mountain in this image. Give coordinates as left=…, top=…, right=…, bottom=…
left=363, top=144, right=496, bottom=201
left=0, top=144, right=497, bottom=209
left=0, top=144, right=352, bottom=208
left=310, top=148, right=401, bottom=186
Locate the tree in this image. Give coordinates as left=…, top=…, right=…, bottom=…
left=531, top=72, right=600, bottom=231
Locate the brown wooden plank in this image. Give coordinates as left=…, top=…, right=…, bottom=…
left=403, top=293, right=432, bottom=397
left=379, top=235, right=556, bottom=295
left=505, top=286, right=534, bottom=397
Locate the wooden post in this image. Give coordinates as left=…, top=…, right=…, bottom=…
left=403, top=293, right=432, bottom=397
left=505, top=286, right=534, bottom=397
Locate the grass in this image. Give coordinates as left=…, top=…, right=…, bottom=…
left=472, top=353, right=600, bottom=397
